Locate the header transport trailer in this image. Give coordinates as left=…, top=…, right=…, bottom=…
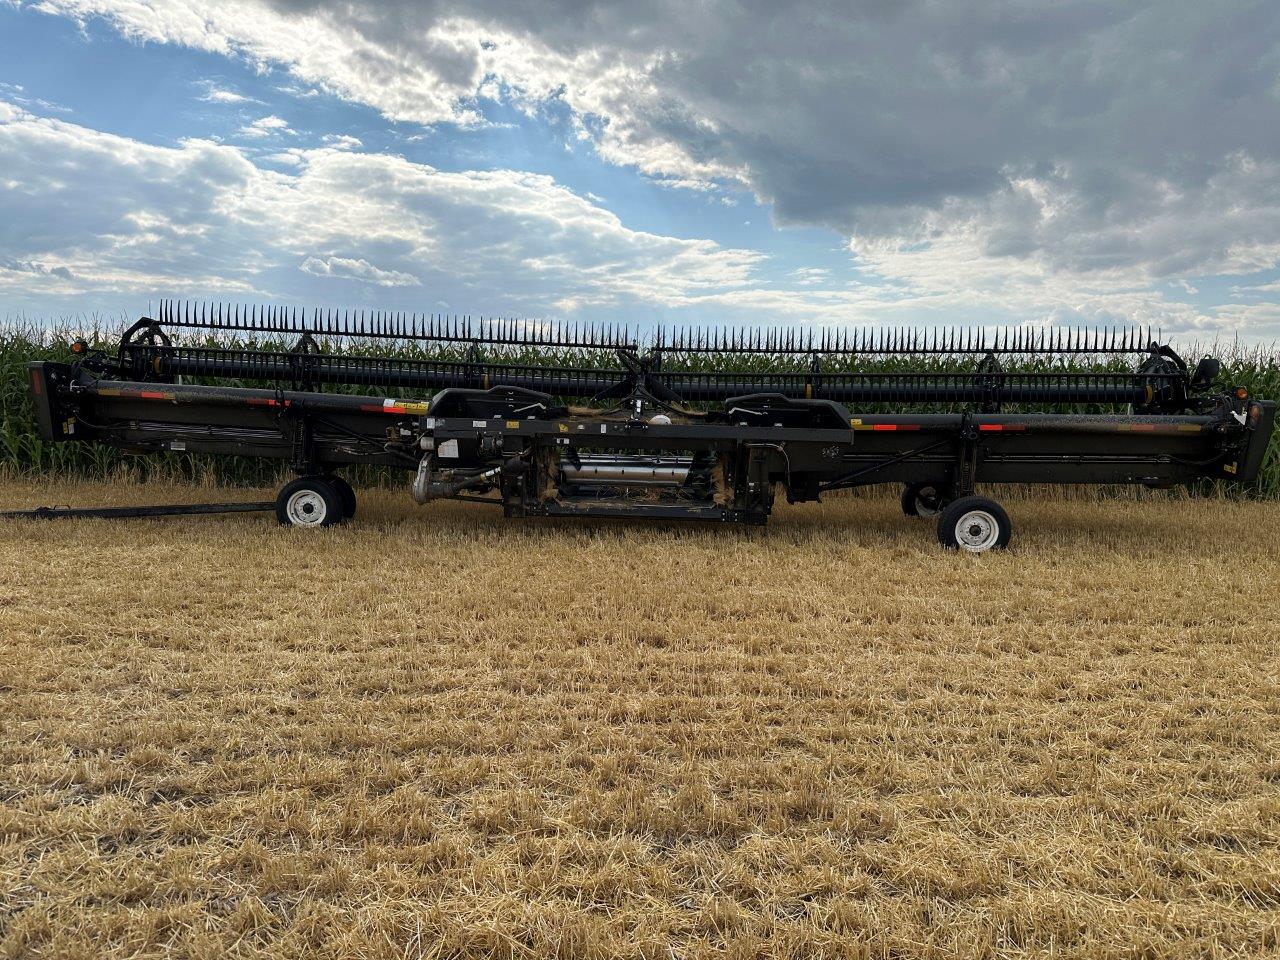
left=20, top=302, right=1276, bottom=552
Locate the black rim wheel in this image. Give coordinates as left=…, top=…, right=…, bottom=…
left=324, top=475, right=357, bottom=518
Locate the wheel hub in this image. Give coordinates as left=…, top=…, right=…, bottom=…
left=285, top=490, right=328, bottom=527
left=956, top=509, right=999, bottom=551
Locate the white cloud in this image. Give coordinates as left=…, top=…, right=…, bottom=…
left=199, top=86, right=258, bottom=105
left=239, top=114, right=292, bottom=138
left=1204, top=302, right=1280, bottom=338
left=1232, top=279, right=1280, bottom=297
left=321, top=133, right=361, bottom=150
left=0, top=103, right=763, bottom=315
left=789, top=267, right=831, bottom=286
left=299, top=255, right=419, bottom=287
left=26, top=0, right=1280, bottom=306
left=260, top=149, right=304, bottom=166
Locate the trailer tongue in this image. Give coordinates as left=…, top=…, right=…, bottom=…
left=21, top=301, right=1276, bottom=551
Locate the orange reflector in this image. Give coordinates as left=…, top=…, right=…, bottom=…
left=1236, top=387, right=1249, bottom=399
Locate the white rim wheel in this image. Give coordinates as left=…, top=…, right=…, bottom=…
left=285, top=489, right=329, bottom=527
left=955, top=509, right=1000, bottom=552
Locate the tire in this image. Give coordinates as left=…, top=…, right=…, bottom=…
left=901, top=481, right=948, bottom=518
left=276, top=477, right=345, bottom=527
left=324, top=475, right=357, bottom=518
left=936, top=496, right=1011, bottom=552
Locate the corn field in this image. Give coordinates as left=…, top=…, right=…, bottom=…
left=3, top=318, right=1278, bottom=496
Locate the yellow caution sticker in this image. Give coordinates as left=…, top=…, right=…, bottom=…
left=383, top=399, right=429, bottom=415
left=506, top=420, right=520, bottom=429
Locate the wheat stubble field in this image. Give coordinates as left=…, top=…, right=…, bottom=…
left=1, top=481, right=1279, bottom=959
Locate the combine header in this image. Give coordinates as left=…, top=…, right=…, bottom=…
left=23, top=302, right=1275, bottom=551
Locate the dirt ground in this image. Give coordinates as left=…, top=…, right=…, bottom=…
left=1, top=480, right=1278, bottom=959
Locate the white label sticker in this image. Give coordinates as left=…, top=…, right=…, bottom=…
left=472, top=419, right=488, bottom=428
left=438, top=439, right=459, bottom=458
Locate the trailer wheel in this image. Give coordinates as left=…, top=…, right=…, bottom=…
left=276, top=477, right=345, bottom=528
left=901, top=482, right=948, bottom=517
left=323, top=475, right=357, bottom=518
left=937, top=496, right=1011, bottom=552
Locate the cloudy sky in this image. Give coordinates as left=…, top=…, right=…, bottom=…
left=1, top=0, right=1279, bottom=338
